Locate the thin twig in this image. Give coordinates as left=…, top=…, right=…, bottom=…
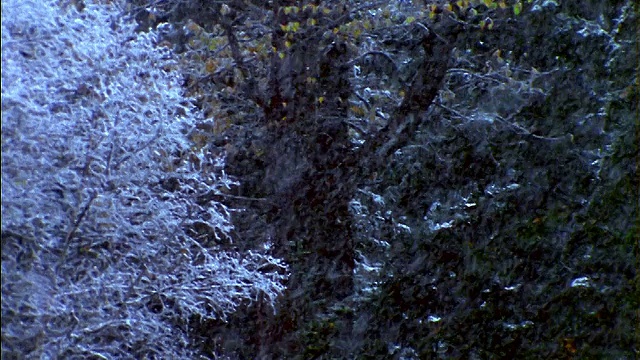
left=58, top=190, right=98, bottom=270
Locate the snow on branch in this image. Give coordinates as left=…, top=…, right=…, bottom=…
left=1, top=0, right=287, bottom=357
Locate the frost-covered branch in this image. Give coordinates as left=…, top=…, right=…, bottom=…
left=1, top=0, right=287, bottom=358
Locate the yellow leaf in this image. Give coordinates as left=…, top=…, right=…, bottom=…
left=441, top=89, right=455, bottom=101
left=322, top=7, right=331, bottom=14
left=513, top=1, right=523, bottom=15
left=285, top=40, right=292, bottom=48
left=404, top=16, right=416, bottom=24
left=368, top=107, right=376, bottom=121
left=186, top=20, right=202, bottom=34
left=318, top=96, right=325, bottom=104
left=284, top=6, right=292, bottom=15
left=279, top=52, right=285, bottom=59
left=205, top=58, right=217, bottom=73
left=291, top=22, right=300, bottom=32
left=350, top=105, right=366, bottom=116
left=563, top=338, right=577, bottom=354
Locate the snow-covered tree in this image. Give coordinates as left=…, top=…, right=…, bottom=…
left=1, top=0, right=287, bottom=357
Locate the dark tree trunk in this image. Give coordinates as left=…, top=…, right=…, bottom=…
left=256, top=6, right=357, bottom=355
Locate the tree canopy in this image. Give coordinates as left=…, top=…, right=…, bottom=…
left=2, top=0, right=638, bottom=358
left=2, top=0, right=287, bottom=357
